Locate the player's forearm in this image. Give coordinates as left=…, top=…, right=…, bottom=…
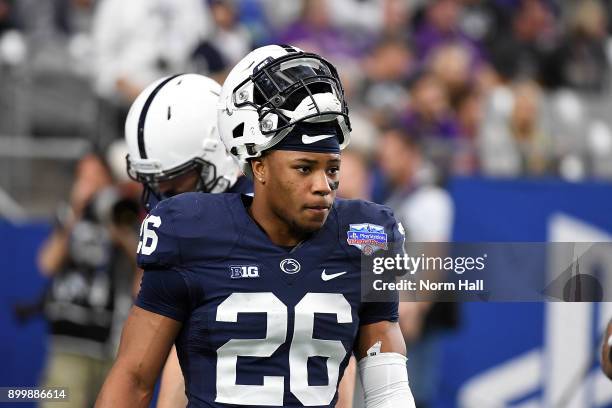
left=95, top=364, right=154, bottom=408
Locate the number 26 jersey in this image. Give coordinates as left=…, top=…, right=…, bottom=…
left=136, top=192, right=403, bottom=407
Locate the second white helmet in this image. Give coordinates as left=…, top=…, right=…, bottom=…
left=125, top=73, right=240, bottom=196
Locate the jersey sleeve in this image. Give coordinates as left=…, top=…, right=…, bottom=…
left=135, top=268, right=191, bottom=322
left=359, top=300, right=399, bottom=325
left=359, top=205, right=402, bottom=325
left=135, top=198, right=190, bottom=321
left=137, top=198, right=182, bottom=268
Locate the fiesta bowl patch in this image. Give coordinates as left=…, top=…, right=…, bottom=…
left=347, top=223, right=388, bottom=255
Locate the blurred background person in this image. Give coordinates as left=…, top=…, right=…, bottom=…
left=549, top=0, right=610, bottom=93
left=37, top=153, right=139, bottom=408
left=358, top=37, right=414, bottom=126
left=91, top=0, right=211, bottom=149
left=276, top=0, right=355, bottom=58
left=487, top=0, right=558, bottom=86
left=478, top=80, right=555, bottom=177
left=378, top=127, right=453, bottom=243
left=377, top=126, right=457, bottom=408
left=411, top=0, right=483, bottom=68
left=190, top=0, right=253, bottom=80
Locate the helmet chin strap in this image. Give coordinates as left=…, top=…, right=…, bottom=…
left=140, top=162, right=230, bottom=211
left=141, top=185, right=161, bottom=212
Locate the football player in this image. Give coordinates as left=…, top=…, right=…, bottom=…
left=124, top=73, right=249, bottom=212
left=96, top=45, right=415, bottom=407
left=123, top=73, right=250, bottom=408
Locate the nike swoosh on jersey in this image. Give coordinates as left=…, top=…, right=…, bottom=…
left=302, top=134, right=335, bottom=144
left=321, top=269, right=347, bottom=281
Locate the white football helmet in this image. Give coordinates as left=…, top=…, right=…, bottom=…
left=125, top=74, right=240, bottom=200
left=217, top=44, right=351, bottom=172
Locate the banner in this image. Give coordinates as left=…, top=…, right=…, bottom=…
left=436, top=177, right=612, bottom=408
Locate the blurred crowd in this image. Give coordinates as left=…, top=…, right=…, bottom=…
left=2, top=0, right=612, bottom=200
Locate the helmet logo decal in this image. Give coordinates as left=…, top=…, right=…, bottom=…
left=232, top=123, right=244, bottom=139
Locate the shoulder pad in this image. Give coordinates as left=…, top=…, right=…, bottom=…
left=137, top=192, right=239, bottom=268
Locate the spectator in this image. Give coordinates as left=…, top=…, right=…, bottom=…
left=325, top=0, right=412, bottom=41
left=456, top=88, right=483, bottom=140
left=377, top=127, right=456, bottom=408
left=275, top=0, right=358, bottom=60
left=191, top=0, right=253, bottom=79
left=37, top=154, right=139, bottom=408
left=453, top=88, right=482, bottom=174
left=378, top=127, right=453, bottom=243
left=478, top=80, right=555, bottom=177
left=549, top=0, right=609, bottom=92
left=412, top=0, right=483, bottom=66
left=91, top=0, right=211, bottom=146
left=257, top=0, right=302, bottom=32
left=327, top=0, right=385, bottom=35
left=459, top=0, right=506, bottom=46
left=487, top=0, right=558, bottom=85
left=401, top=73, right=461, bottom=141
left=359, top=36, right=414, bottom=124
left=428, top=43, right=473, bottom=109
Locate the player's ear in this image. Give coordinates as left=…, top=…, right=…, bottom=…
left=251, top=157, right=266, bottom=185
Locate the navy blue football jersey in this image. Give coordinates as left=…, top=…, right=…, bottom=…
left=136, top=192, right=402, bottom=407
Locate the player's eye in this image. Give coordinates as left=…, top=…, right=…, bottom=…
left=295, top=166, right=312, bottom=174
left=327, top=167, right=340, bottom=176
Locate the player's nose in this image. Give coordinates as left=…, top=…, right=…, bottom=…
left=311, top=169, right=332, bottom=196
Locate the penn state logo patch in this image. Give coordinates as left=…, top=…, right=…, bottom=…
left=347, top=223, right=388, bottom=255
left=280, top=258, right=301, bottom=274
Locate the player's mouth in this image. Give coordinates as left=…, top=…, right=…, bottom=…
left=304, top=204, right=331, bottom=215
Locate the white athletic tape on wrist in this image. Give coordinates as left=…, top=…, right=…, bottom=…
left=358, top=352, right=416, bottom=408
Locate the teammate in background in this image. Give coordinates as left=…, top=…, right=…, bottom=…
left=124, top=73, right=249, bottom=213
left=123, top=73, right=249, bottom=407
left=603, top=318, right=612, bottom=380
left=96, top=45, right=415, bottom=407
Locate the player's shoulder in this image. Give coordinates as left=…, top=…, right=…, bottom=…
left=149, top=192, right=240, bottom=237
left=138, top=192, right=242, bottom=267
left=334, top=198, right=396, bottom=226
left=334, top=198, right=402, bottom=257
